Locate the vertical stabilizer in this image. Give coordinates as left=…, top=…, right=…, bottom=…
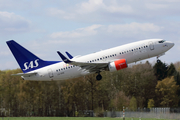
left=6, top=40, right=60, bottom=73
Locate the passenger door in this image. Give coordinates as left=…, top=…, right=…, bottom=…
left=149, top=41, right=154, bottom=50
left=48, top=69, right=53, bottom=78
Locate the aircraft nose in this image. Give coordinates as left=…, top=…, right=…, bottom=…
left=167, top=41, right=174, bottom=48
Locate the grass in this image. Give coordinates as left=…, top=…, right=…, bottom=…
left=0, top=117, right=176, bottom=120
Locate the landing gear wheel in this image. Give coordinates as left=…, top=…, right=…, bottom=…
left=96, top=74, right=102, bottom=81
left=157, top=59, right=160, bottom=63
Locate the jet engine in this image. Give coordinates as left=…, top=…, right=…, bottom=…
left=108, top=59, right=128, bottom=72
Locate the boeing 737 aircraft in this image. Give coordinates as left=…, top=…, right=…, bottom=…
left=6, top=39, right=174, bottom=81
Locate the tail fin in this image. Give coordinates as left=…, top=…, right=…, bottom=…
left=6, top=40, right=60, bottom=73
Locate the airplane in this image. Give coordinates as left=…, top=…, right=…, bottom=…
left=6, top=39, right=174, bottom=81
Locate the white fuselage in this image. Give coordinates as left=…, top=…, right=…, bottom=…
left=23, top=39, right=174, bottom=81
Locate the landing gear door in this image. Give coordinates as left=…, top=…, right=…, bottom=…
left=149, top=41, right=154, bottom=50
left=48, top=69, right=53, bottom=78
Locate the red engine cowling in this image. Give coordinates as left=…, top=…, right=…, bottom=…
left=108, top=59, right=128, bottom=72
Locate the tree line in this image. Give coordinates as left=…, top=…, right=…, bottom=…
left=0, top=60, right=180, bottom=117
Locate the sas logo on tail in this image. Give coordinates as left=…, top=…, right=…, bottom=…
left=23, top=59, right=39, bottom=71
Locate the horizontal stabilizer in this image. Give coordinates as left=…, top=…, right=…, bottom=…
left=12, top=72, right=37, bottom=77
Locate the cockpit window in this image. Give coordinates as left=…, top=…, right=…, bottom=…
left=158, top=40, right=166, bottom=43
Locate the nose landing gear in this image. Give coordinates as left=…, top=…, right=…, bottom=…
left=96, top=73, right=102, bottom=81
left=156, top=56, right=160, bottom=63
left=157, top=59, right=160, bottom=63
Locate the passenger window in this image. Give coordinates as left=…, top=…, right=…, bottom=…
left=97, top=59, right=99, bottom=61
left=100, top=58, right=102, bottom=60
left=139, top=47, right=140, bottom=49
left=132, top=49, right=133, bottom=51
left=92, top=60, right=94, bottom=62
left=112, top=55, right=114, bottom=57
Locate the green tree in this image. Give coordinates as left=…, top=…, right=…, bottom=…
left=153, top=59, right=168, bottom=80
left=129, top=96, right=137, bottom=111
left=167, top=63, right=176, bottom=77
left=155, top=76, right=179, bottom=107
left=119, top=61, right=156, bottom=108
left=0, top=69, right=22, bottom=116
left=147, top=99, right=154, bottom=108
left=111, top=91, right=130, bottom=111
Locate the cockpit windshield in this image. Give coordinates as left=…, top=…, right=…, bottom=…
left=158, top=40, right=166, bottom=43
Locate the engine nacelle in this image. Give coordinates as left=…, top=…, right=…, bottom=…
left=108, top=59, right=128, bottom=72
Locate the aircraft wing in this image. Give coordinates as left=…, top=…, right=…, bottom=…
left=12, top=72, right=37, bottom=77
left=57, top=51, right=108, bottom=73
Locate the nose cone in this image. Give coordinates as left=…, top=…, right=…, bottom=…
left=167, top=41, right=174, bottom=48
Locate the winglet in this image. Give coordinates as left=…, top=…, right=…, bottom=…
left=57, top=51, right=71, bottom=63
left=65, top=51, right=73, bottom=59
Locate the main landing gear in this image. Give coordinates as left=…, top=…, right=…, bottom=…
left=96, top=73, right=102, bottom=81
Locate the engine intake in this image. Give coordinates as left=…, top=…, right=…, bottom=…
left=108, top=59, right=128, bottom=72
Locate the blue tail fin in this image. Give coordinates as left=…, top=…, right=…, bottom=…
left=6, top=40, right=60, bottom=73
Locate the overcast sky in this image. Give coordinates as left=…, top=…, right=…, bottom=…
left=0, top=0, right=180, bottom=70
